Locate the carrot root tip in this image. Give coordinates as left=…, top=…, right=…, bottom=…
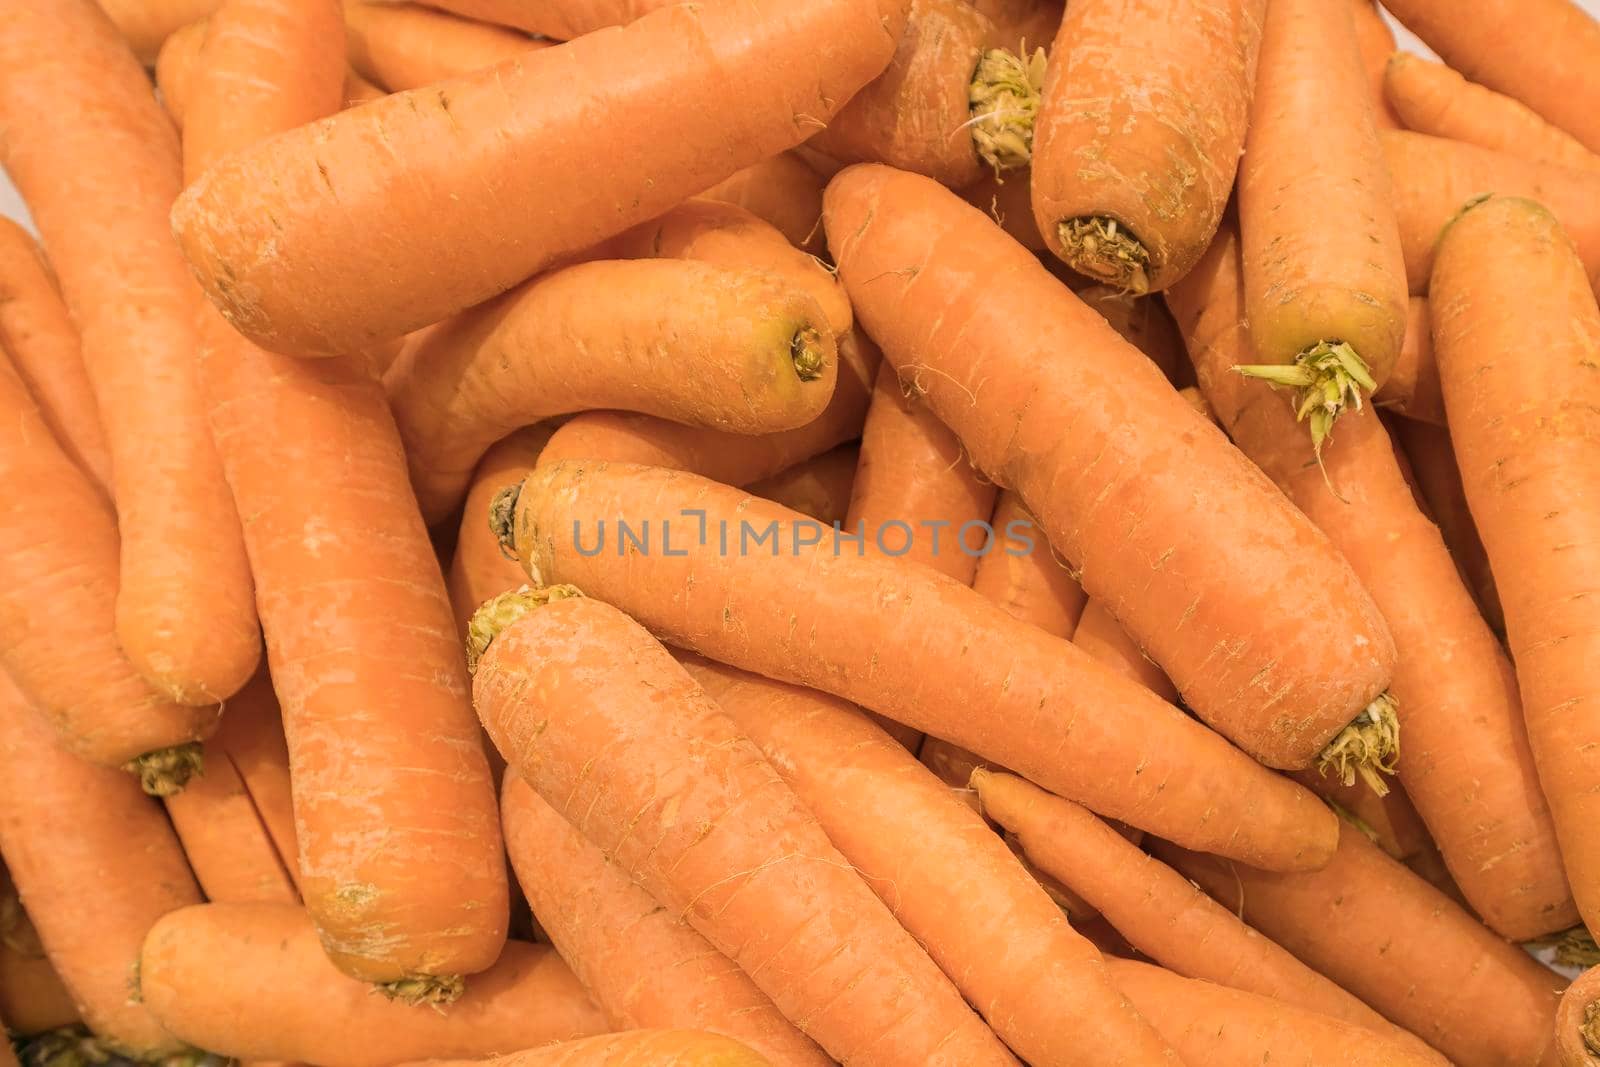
left=465, top=584, right=585, bottom=673
left=1549, top=925, right=1600, bottom=969
left=791, top=325, right=828, bottom=382
left=122, top=742, right=204, bottom=797
left=1314, top=692, right=1400, bottom=797
left=1235, top=340, right=1377, bottom=460
left=374, top=973, right=466, bottom=1007
left=1056, top=216, right=1151, bottom=294
left=489, top=482, right=523, bottom=561
left=968, top=47, right=1046, bottom=173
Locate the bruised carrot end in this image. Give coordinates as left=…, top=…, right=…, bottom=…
left=1236, top=340, right=1379, bottom=460
left=1057, top=217, right=1151, bottom=295
left=466, top=584, right=585, bottom=675
left=376, top=973, right=465, bottom=1008
left=968, top=47, right=1047, bottom=174
left=1314, top=692, right=1400, bottom=798
left=123, top=741, right=204, bottom=798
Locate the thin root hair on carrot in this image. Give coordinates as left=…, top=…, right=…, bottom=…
left=1057, top=216, right=1151, bottom=293
left=374, top=973, right=466, bottom=1008
left=466, top=585, right=586, bottom=674
left=123, top=742, right=206, bottom=798
left=1235, top=339, right=1379, bottom=459
left=967, top=46, right=1047, bottom=173
left=1315, top=692, right=1400, bottom=797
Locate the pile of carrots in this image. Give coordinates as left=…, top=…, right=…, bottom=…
left=1, top=0, right=1599, bottom=1063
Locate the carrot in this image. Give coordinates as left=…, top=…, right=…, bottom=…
left=186, top=0, right=509, bottom=996
left=1557, top=966, right=1600, bottom=1067
left=1155, top=824, right=1567, bottom=1067
left=1234, top=0, right=1408, bottom=451
left=1346, top=0, right=1400, bottom=130
left=139, top=903, right=606, bottom=1067
left=501, top=776, right=831, bottom=1067
left=470, top=590, right=1019, bottom=1067
left=1379, top=0, right=1600, bottom=156
left=0, top=219, right=111, bottom=492
left=959, top=169, right=1046, bottom=251
left=1076, top=285, right=1187, bottom=385
left=0, top=0, right=261, bottom=707
left=1070, top=599, right=1176, bottom=704
left=746, top=445, right=859, bottom=526
left=1107, top=961, right=1447, bottom=1067
left=396, top=1031, right=773, bottom=1067
left=398, top=0, right=676, bottom=40
left=154, top=19, right=206, bottom=125
left=1373, top=297, right=1445, bottom=426
left=1384, top=130, right=1600, bottom=294
left=344, top=2, right=545, bottom=91
left=700, top=153, right=827, bottom=255
left=449, top=427, right=559, bottom=638
left=0, top=671, right=200, bottom=1054
left=209, top=671, right=301, bottom=893
left=1293, top=772, right=1431, bottom=862
left=1029, top=0, right=1265, bottom=292
left=495, top=461, right=1338, bottom=870
left=825, top=163, right=1397, bottom=774
left=0, top=889, right=79, bottom=1036
left=386, top=258, right=838, bottom=524
left=343, top=67, right=387, bottom=105
left=98, top=0, right=218, bottom=61
left=1431, top=194, right=1600, bottom=939
left=968, top=0, right=1061, bottom=49
left=968, top=491, right=1085, bottom=637
left=170, top=0, right=907, bottom=356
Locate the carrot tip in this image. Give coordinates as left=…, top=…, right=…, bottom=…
left=465, top=584, right=585, bottom=674
left=1314, top=692, right=1400, bottom=798
left=374, top=973, right=465, bottom=1007
left=968, top=47, right=1045, bottom=173
left=122, top=742, right=205, bottom=797
left=791, top=325, right=828, bottom=382
left=1056, top=217, right=1151, bottom=294
left=1237, top=340, right=1377, bottom=460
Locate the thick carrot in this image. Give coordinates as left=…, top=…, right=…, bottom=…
left=747, top=445, right=859, bottom=526
left=1431, top=195, right=1600, bottom=939
left=968, top=491, right=1085, bottom=637
left=1070, top=599, right=1176, bottom=704
left=1155, top=825, right=1567, bottom=1067
left=1557, top=966, right=1600, bottom=1067
left=449, top=427, right=559, bottom=638
left=1235, top=0, right=1408, bottom=450
left=470, top=591, right=1019, bottom=1067
left=0, top=219, right=111, bottom=492
left=1346, top=0, right=1400, bottom=130
left=496, top=461, right=1339, bottom=870
left=701, top=153, right=827, bottom=255
left=344, top=2, right=545, bottom=91
left=386, top=258, right=837, bottom=523
left=501, top=776, right=831, bottom=1067
left=0, top=889, right=80, bottom=1035
left=98, top=0, right=218, bottom=61
left=1379, top=0, right=1600, bottom=155
left=825, top=163, right=1397, bottom=773
left=399, top=0, right=676, bottom=40
left=1107, top=961, right=1447, bottom=1067
left=0, top=0, right=261, bottom=707
left=1373, top=297, right=1445, bottom=426
left=0, top=671, right=201, bottom=1054
left=1384, top=130, right=1600, bottom=293
left=139, top=903, right=606, bottom=1067
left=171, top=0, right=907, bottom=356
left=163, top=732, right=299, bottom=905
left=1030, top=0, right=1265, bottom=292
left=1175, top=218, right=1574, bottom=937
left=396, top=1031, right=773, bottom=1067
left=187, top=0, right=508, bottom=995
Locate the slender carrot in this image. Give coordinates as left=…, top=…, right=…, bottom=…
left=470, top=590, right=1020, bottom=1067
left=495, top=461, right=1339, bottom=870
left=1030, top=0, right=1266, bottom=292
left=501, top=776, right=831, bottom=1067
left=0, top=889, right=80, bottom=1036
left=1070, top=600, right=1176, bottom=703
left=1373, top=297, right=1445, bottom=426
left=139, top=903, right=606, bottom=1067
left=700, top=153, right=827, bottom=255
left=162, top=733, right=299, bottom=905
left=396, top=1031, right=773, bottom=1067
left=1557, top=966, right=1600, bottom=1067
left=960, top=168, right=1047, bottom=251
left=0, top=219, right=111, bottom=492
left=1346, top=0, right=1400, bottom=130
left=170, top=0, right=908, bottom=355
left=449, top=427, right=559, bottom=638
left=399, top=0, right=678, bottom=40
left=968, top=491, right=1085, bottom=637
left=747, top=445, right=859, bottom=526
left=1155, top=825, right=1567, bottom=1067
left=825, top=163, right=1397, bottom=774
left=344, top=2, right=545, bottom=91
left=210, top=671, right=301, bottom=893
left=1379, top=0, right=1600, bottom=156
left=1431, top=195, right=1600, bottom=939
left=0, top=0, right=261, bottom=707
left=98, top=0, right=219, bottom=61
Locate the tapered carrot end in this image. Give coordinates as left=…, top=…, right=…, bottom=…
left=1315, top=692, right=1400, bottom=797
left=465, top=584, right=585, bottom=674
left=968, top=47, right=1046, bottom=174
left=375, top=972, right=464, bottom=1007
left=123, top=742, right=204, bottom=797
left=1057, top=217, right=1151, bottom=294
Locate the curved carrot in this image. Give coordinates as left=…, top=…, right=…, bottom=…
left=0, top=0, right=261, bottom=707
left=1346, top=0, right=1400, bottom=130
left=387, top=258, right=837, bottom=523
left=0, top=891, right=80, bottom=1035
left=344, top=2, right=544, bottom=91
left=700, top=153, right=826, bottom=254
left=403, top=0, right=677, bottom=40
left=171, top=0, right=908, bottom=355
left=1070, top=599, right=1176, bottom=704
left=1432, top=195, right=1600, bottom=939
left=825, top=163, right=1397, bottom=774
left=746, top=445, right=858, bottom=526
left=449, top=427, right=559, bottom=638
left=1030, top=0, right=1265, bottom=292
left=496, top=461, right=1338, bottom=870
left=1373, top=298, right=1444, bottom=426
left=139, top=903, right=606, bottom=1067
left=98, top=0, right=218, bottom=61
left=162, top=734, right=299, bottom=905
left=1557, top=966, right=1600, bottom=1067
left=501, top=776, right=831, bottom=1067
left=470, top=591, right=1019, bottom=1067
left=396, top=1031, right=773, bottom=1067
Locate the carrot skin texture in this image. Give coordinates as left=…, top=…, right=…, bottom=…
left=170, top=0, right=908, bottom=355
left=504, top=461, right=1338, bottom=871
left=0, top=0, right=261, bottom=706
left=473, top=597, right=1019, bottom=1067
left=1347, top=0, right=1400, bottom=129
left=824, top=163, right=1396, bottom=770
left=1431, top=196, right=1600, bottom=938
left=1555, top=966, right=1600, bottom=1067
left=344, top=2, right=546, bottom=91
left=1071, top=599, right=1176, bottom=703
left=501, top=776, right=831, bottom=1067
left=449, top=427, right=558, bottom=637
left=1374, top=297, right=1445, bottom=426
left=395, top=1030, right=774, bottom=1067
left=139, top=903, right=606, bottom=1067
left=700, top=153, right=827, bottom=255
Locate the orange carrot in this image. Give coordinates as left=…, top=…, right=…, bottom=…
left=154, top=19, right=206, bottom=125
left=1557, top=966, right=1600, bottom=1067
left=1077, top=285, right=1187, bottom=385
left=396, top=1031, right=774, bottom=1067
left=1372, top=297, right=1445, bottom=426
left=496, top=461, right=1339, bottom=870
left=1346, top=0, right=1400, bottom=130
left=387, top=258, right=837, bottom=523
left=968, top=491, right=1085, bottom=637
left=747, top=445, right=859, bottom=526
left=470, top=590, right=1020, bottom=1067
left=0, top=671, right=201, bottom=1054
left=98, top=0, right=219, bottom=61
left=343, top=67, right=387, bottom=105
left=1380, top=0, right=1600, bottom=155
left=960, top=169, right=1047, bottom=251
left=1070, top=599, right=1176, bottom=704
left=1155, top=824, right=1567, bottom=1067
left=1293, top=772, right=1432, bottom=862
left=210, top=671, right=301, bottom=893
left=344, top=2, right=545, bottom=91
left=501, top=776, right=831, bottom=1067
left=139, top=903, right=607, bottom=1067
left=1030, top=0, right=1265, bottom=292
left=700, top=153, right=827, bottom=255
left=0, top=218, right=111, bottom=492
left=171, top=0, right=908, bottom=355
left=0, top=0, right=261, bottom=707
left=399, top=0, right=678, bottom=40
left=0, top=888, right=80, bottom=1036
left=968, top=0, right=1061, bottom=49
left=449, top=427, right=559, bottom=638
left=1431, top=195, right=1600, bottom=939
left=825, top=163, right=1397, bottom=774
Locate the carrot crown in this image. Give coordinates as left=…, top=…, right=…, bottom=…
left=123, top=741, right=205, bottom=798
left=1056, top=216, right=1151, bottom=294
left=1314, top=692, right=1400, bottom=797
left=465, top=584, right=586, bottom=675
left=1547, top=925, right=1600, bottom=969
left=1235, top=340, right=1379, bottom=458
left=968, top=47, right=1046, bottom=173
left=376, top=972, right=465, bottom=1008
left=489, top=483, right=523, bottom=562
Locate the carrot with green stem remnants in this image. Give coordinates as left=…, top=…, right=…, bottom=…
left=1557, top=966, right=1600, bottom=1067
left=171, top=0, right=908, bottom=356
left=0, top=0, right=261, bottom=707
left=1030, top=0, right=1266, bottom=292
left=139, top=903, right=606, bottom=1067
left=469, top=590, right=1020, bottom=1067
left=398, top=1031, right=773, bottom=1067
left=449, top=427, right=559, bottom=638
left=494, top=461, right=1338, bottom=869
left=344, top=2, right=545, bottom=91
left=1432, top=194, right=1600, bottom=939
left=1347, top=0, right=1400, bottom=130
left=502, top=777, right=832, bottom=1067
left=746, top=445, right=859, bottom=525
left=825, top=163, right=1397, bottom=775
left=701, top=153, right=827, bottom=255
